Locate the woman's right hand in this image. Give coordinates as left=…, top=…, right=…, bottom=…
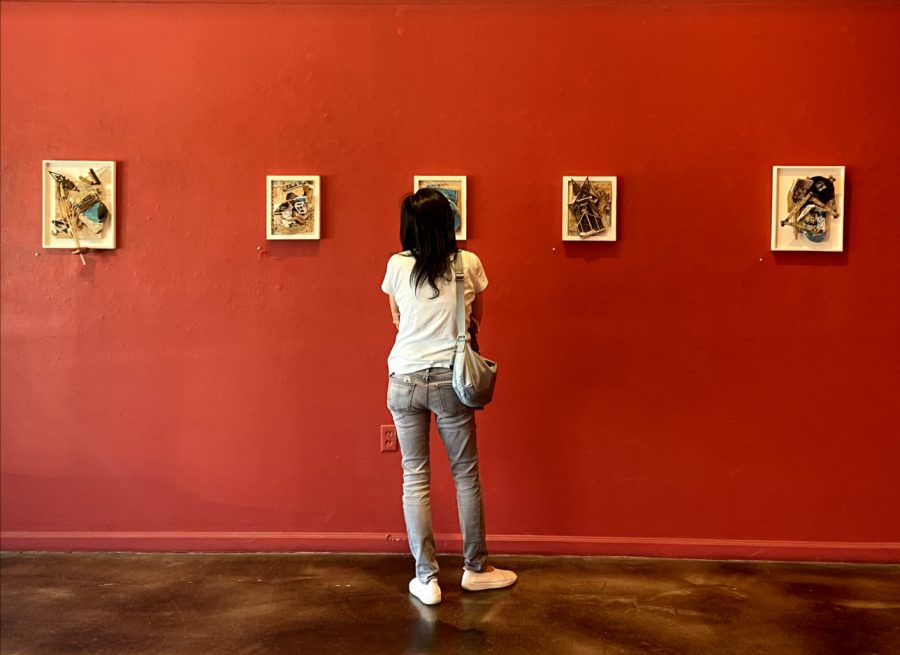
left=389, top=295, right=401, bottom=330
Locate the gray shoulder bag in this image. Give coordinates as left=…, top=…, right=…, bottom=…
left=451, top=252, right=498, bottom=408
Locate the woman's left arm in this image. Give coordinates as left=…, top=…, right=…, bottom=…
left=469, top=292, right=484, bottom=336
left=389, top=295, right=401, bottom=330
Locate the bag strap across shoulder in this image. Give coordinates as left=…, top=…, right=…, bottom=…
left=454, top=252, right=467, bottom=350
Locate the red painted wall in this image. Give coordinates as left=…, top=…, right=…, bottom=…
left=2, top=1, right=899, bottom=561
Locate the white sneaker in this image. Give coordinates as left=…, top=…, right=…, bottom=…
left=409, top=578, right=441, bottom=605
left=461, top=566, right=517, bottom=591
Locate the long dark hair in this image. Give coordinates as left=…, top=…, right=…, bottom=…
left=400, top=188, right=459, bottom=298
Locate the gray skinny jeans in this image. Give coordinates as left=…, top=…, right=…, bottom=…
left=387, top=367, right=489, bottom=584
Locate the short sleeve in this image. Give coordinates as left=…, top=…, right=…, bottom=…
left=470, top=253, right=488, bottom=293
left=381, top=257, right=396, bottom=294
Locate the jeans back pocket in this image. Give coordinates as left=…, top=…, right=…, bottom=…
left=387, top=375, right=415, bottom=412
left=437, top=383, right=469, bottom=416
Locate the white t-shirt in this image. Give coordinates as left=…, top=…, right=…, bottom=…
left=382, top=250, right=489, bottom=374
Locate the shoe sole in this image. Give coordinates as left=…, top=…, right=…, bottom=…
left=461, top=578, right=517, bottom=591
left=410, top=592, right=441, bottom=605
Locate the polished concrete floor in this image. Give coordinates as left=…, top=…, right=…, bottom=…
left=1, top=552, right=898, bottom=655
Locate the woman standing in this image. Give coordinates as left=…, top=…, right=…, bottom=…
left=381, top=188, right=517, bottom=605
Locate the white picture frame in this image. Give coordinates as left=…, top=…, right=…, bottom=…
left=771, top=166, right=845, bottom=252
left=266, top=175, right=321, bottom=240
left=414, top=175, right=467, bottom=240
left=562, top=176, right=617, bottom=241
left=42, top=160, right=116, bottom=249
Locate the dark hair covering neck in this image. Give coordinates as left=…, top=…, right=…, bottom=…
left=399, top=188, right=459, bottom=298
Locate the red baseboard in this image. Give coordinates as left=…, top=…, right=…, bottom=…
left=2, top=531, right=897, bottom=563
